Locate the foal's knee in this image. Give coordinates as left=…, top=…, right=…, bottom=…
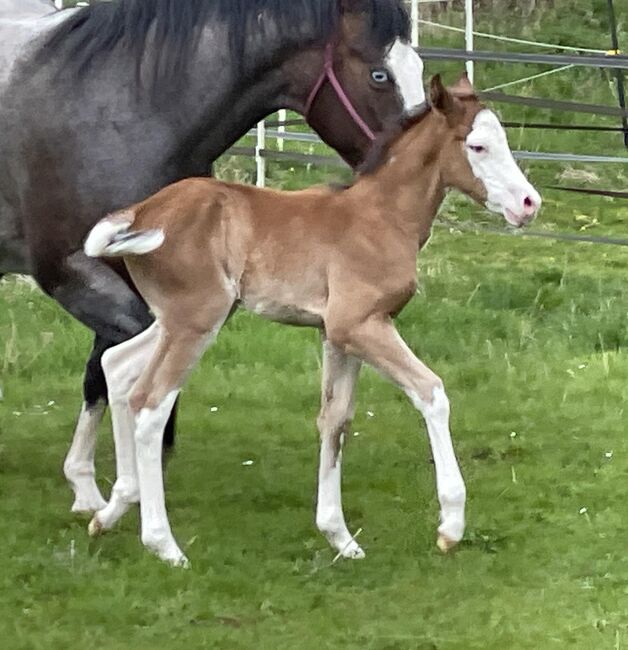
left=406, top=376, right=449, bottom=418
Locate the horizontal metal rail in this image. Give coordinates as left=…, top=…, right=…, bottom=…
left=420, top=47, right=628, bottom=70
left=244, top=132, right=628, bottom=165
left=480, top=91, right=628, bottom=118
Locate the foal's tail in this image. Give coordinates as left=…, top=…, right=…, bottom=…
left=84, top=210, right=164, bottom=258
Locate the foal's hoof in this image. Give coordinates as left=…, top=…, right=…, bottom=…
left=88, top=516, right=104, bottom=538
left=169, top=554, right=190, bottom=569
left=71, top=495, right=108, bottom=516
left=436, top=534, right=458, bottom=553
left=343, top=544, right=366, bottom=560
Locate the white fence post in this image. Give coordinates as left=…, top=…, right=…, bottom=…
left=255, top=121, right=266, bottom=188
left=465, top=0, right=475, bottom=82
left=277, top=109, right=287, bottom=153
left=55, top=0, right=64, bottom=8
left=411, top=0, right=419, bottom=47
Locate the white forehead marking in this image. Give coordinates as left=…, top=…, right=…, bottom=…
left=385, top=39, right=426, bottom=114
left=469, top=109, right=508, bottom=143
left=465, top=108, right=542, bottom=222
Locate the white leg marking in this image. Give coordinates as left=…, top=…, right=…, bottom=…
left=408, top=386, right=466, bottom=549
left=89, top=323, right=161, bottom=536
left=385, top=39, right=426, bottom=113
left=315, top=342, right=364, bottom=559
left=135, top=390, right=187, bottom=567
left=317, top=436, right=364, bottom=559
left=64, top=400, right=107, bottom=514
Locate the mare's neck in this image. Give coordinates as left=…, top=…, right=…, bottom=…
left=351, top=111, right=447, bottom=251
left=168, top=25, right=328, bottom=176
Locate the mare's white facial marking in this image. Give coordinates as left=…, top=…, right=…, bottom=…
left=465, top=109, right=542, bottom=227
left=385, top=39, right=425, bottom=114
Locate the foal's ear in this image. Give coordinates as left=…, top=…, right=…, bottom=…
left=430, top=74, right=455, bottom=114
left=449, top=72, right=477, bottom=98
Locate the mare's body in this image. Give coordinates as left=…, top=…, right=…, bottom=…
left=0, top=0, right=423, bottom=513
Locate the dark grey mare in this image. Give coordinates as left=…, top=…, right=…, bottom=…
left=0, top=0, right=425, bottom=514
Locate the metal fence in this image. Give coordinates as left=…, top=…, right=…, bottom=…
left=247, top=0, right=628, bottom=187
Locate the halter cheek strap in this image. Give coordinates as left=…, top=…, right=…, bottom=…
left=305, top=43, right=377, bottom=142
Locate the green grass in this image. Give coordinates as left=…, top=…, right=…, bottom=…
left=3, top=1, right=628, bottom=648
left=3, top=222, right=628, bottom=648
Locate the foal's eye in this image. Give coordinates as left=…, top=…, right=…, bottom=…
left=371, top=70, right=389, bottom=84
left=468, top=144, right=487, bottom=154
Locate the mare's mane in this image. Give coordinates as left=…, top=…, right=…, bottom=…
left=41, top=0, right=409, bottom=89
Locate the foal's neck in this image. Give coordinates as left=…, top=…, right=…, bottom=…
left=352, top=112, right=447, bottom=251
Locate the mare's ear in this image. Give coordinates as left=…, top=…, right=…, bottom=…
left=430, top=74, right=455, bottom=115
left=449, top=72, right=477, bottom=98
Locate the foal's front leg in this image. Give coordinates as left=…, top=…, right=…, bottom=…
left=316, top=339, right=363, bottom=558
left=341, top=318, right=466, bottom=552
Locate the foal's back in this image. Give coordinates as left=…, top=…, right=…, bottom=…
left=125, top=177, right=353, bottom=327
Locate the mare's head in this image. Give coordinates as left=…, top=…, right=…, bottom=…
left=304, top=0, right=425, bottom=167
left=429, top=75, right=541, bottom=227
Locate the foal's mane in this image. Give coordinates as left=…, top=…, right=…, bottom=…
left=357, top=104, right=432, bottom=177
left=357, top=92, right=480, bottom=177
left=41, top=0, right=409, bottom=89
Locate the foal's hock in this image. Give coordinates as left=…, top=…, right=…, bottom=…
left=84, top=75, right=541, bottom=566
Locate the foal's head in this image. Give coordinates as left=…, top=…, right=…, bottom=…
left=430, top=75, right=541, bottom=227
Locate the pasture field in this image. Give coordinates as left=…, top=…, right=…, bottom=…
left=3, top=202, right=628, bottom=649
left=2, top=1, right=628, bottom=648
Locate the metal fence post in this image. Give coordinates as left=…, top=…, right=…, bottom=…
left=411, top=0, right=419, bottom=48
left=277, top=109, right=287, bottom=152
left=606, top=0, right=628, bottom=147
left=465, top=0, right=474, bottom=82
left=256, top=121, right=266, bottom=188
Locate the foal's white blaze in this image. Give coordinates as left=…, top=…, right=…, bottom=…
left=465, top=109, right=542, bottom=226
left=385, top=39, right=426, bottom=113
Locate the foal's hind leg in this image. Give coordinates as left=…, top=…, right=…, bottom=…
left=316, top=338, right=363, bottom=558
left=88, top=323, right=162, bottom=535
left=132, top=313, right=231, bottom=566
left=336, top=317, right=466, bottom=552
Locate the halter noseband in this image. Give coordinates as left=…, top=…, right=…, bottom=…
left=304, top=43, right=377, bottom=142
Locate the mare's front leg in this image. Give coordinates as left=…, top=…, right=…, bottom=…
left=34, top=252, right=178, bottom=513
left=63, top=336, right=109, bottom=513
left=316, top=338, right=363, bottom=558
left=333, top=317, right=466, bottom=552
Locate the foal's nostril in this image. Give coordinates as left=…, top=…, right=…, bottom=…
left=523, top=196, right=537, bottom=215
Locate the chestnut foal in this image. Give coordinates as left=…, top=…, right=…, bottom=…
left=84, top=75, right=541, bottom=566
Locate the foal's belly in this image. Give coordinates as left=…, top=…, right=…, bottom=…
left=242, top=298, right=324, bottom=327
left=241, top=284, right=325, bottom=327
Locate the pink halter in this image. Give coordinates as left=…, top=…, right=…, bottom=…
left=305, top=43, right=377, bottom=142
